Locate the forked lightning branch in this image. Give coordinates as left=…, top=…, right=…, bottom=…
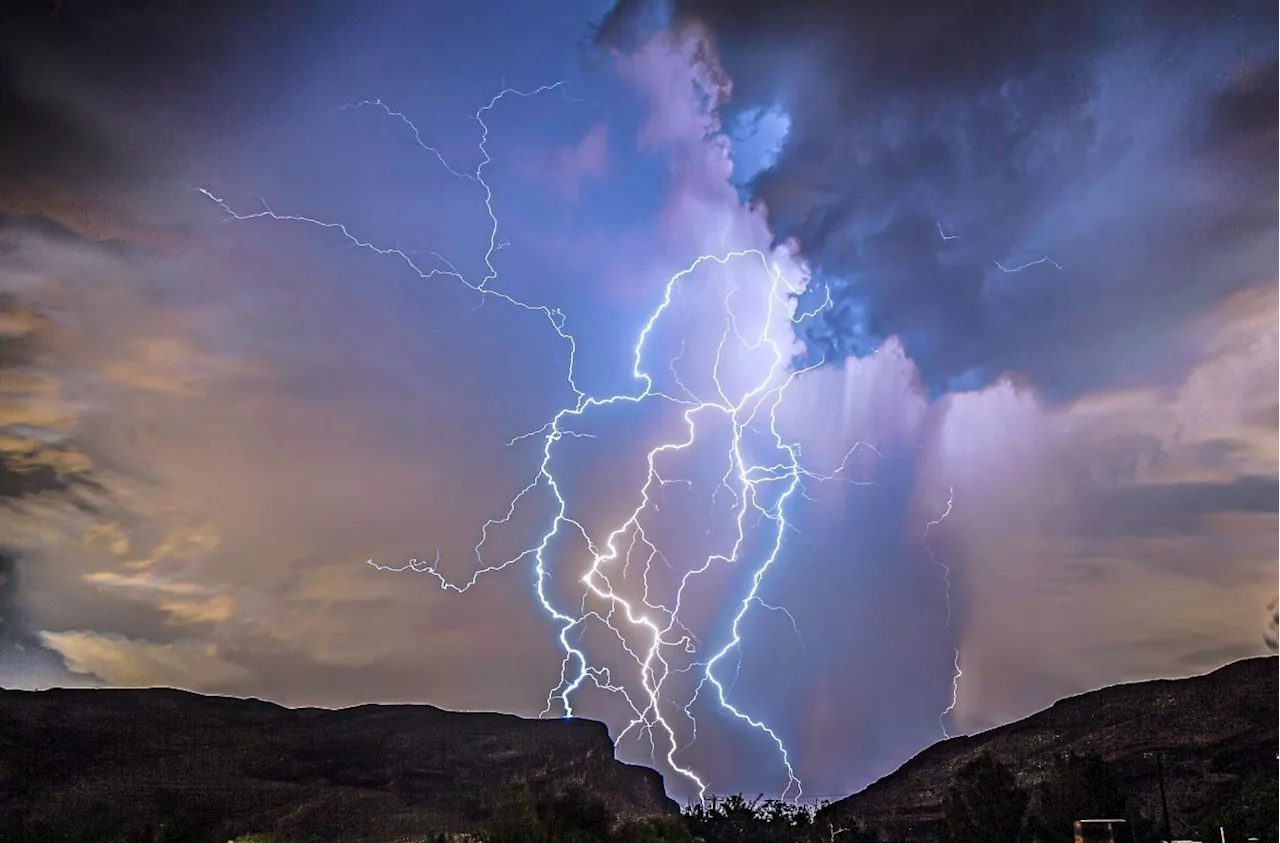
left=201, top=83, right=904, bottom=801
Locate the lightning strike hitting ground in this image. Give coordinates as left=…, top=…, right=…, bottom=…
left=940, top=648, right=963, bottom=739
left=933, top=220, right=1071, bottom=739
left=922, top=487, right=961, bottom=739
left=201, top=83, right=891, bottom=802
left=931, top=221, right=1068, bottom=739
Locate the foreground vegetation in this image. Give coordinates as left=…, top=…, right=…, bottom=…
left=935, top=751, right=1277, bottom=843
left=458, top=751, right=1278, bottom=843
left=35, top=751, right=1278, bottom=842
left=397, top=753, right=1262, bottom=842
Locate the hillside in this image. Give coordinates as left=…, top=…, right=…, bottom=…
left=817, top=656, right=1278, bottom=841
left=0, top=687, right=678, bottom=843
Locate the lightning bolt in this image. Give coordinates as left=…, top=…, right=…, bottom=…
left=1264, top=593, right=1274, bottom=652
left=930, top=222, right=1066, bottom=739
left=994, top=256, right=1065, bottom=272
left=200, top=82, right=888, bottom=802
left=941, top=649, right=962, bottom=740
left=922, top=487, right=960, bottom=739
left=937, top=221, right=1064, bottom=273
left=923, top=487, right=955, bottom=629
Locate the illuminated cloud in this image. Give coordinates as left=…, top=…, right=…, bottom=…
left=39, top=630, right=250, bottom=689
left=0, top=194, right=559, bottom=711
left=595, top=0, right=1276, bottom=764
left=923, top=285, right=1278, bottom=730
left=512, top=123, right=614, bottom=203
left=604, top=0, right=1277, bottom=398
left=82, top=570, right=237, bottom=625
left=0, top=57, right=129, bottom=211
left=557, top=124, right=613, bottom=201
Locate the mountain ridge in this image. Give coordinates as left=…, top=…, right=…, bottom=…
left=817, top=655, right=1278, bottom=841
left=1, top=656, right=1274, bottom=842
left=0, top=684, right=678, bottom=842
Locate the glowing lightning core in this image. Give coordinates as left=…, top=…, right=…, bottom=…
left=200, top=82, right=883, bottom=801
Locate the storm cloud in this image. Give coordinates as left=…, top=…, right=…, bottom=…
left=0, top=0, right=1274, bottom=802
left=600, top=0, right=1278, bottom=399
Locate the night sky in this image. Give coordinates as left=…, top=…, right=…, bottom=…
left=1, top=0, right=1276, bottom=803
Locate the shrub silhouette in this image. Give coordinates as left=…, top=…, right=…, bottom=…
left=941, top=753, right=1030, bottom=843
left=1027, top=751, right=1131, bottom=842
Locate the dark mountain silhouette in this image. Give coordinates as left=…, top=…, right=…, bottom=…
left=0, top=687, right=677, bottom=842
left=817, top=656, right=1278, bottom=842
left=1, top=657, right=1274, bottom=842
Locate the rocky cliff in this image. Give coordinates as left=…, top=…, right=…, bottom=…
left=0, top=687, right=678, bottom=842
left=817, top=656, right=1278, bottom=841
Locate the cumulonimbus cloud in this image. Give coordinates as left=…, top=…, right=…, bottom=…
left=599, top=0, right=1278, bottom=400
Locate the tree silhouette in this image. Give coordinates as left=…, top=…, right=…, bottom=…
left=483, top=785, right=697, bottom=843
left=941, top=753, right=1030, bottom=843
left=484, top=785, right=547, bottom=843
left=534, top=787, right=615, bottom=843
left=1196, top=773, right=1280, bottom=843
left=1028, top=752, right=1129, bottom=843
left=682, top=793, right=836, bottom=843
left=614, top=815, right=700, bottom=843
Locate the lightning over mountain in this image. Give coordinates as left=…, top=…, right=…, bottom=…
left=3, top=0, right=1273, bottom=817
left=200, top=81, right=895, bottom=800
left=923, top=486, right=961, bottom=738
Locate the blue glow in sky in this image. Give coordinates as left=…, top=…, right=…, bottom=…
left=726, top=105, right=792, bottom=193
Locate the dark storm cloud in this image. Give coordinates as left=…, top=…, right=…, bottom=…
left=0, top=0, right=355, bottom=686
left=0, top=0, right=237, bottom=202
left=0, top=208, right=217, bottom=686
left=598, top=0, right=1278, bottom=399
left=1114, top=474, right=1278, bottom=519
left=0, top=57, right=129, bottom=206
left=0, top=545, right=84, bottom=687
left=1199, top=60, right=1279, bottom=158
left=0, top=550, right=19, bottom=646
left=0, top=215, right=110, bottom=509
left=2, top=0, right=286, bottom=87
left=0, top=0, right=354, bottom=207
left=1074, top=474, right=1279, bottom=540
left=0, top=212, right=121, bottom=682
left=0, top=461, right=72, bottom=503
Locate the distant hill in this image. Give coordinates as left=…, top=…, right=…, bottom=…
left=817, top=656, right=1278, bottom=842
left=0, top=687, right=678, bottom=842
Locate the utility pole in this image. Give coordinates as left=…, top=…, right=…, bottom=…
left=1156, top=752, right=1173, bottom=843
